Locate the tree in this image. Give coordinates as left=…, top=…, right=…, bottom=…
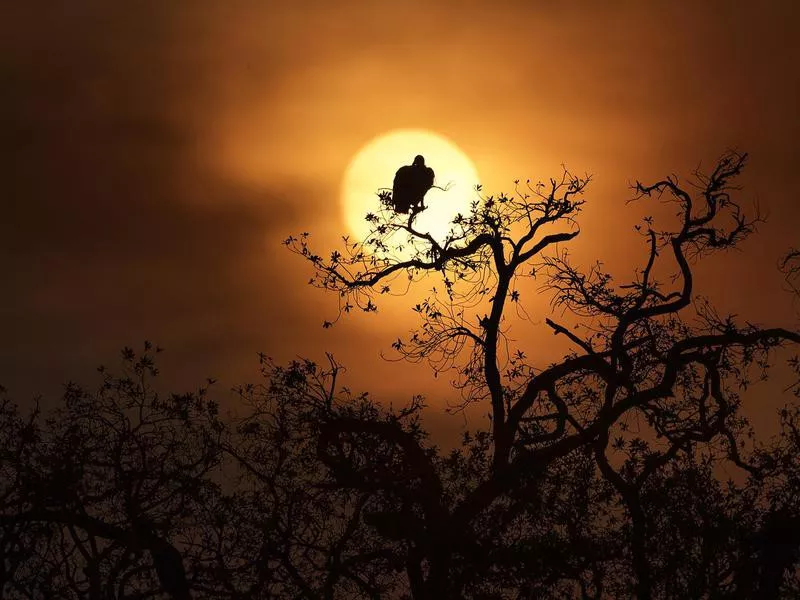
left=200, top=354, right=409, bottom=599
left=0, top=350, right=414, bottom=599
left=0, top=344, right=225, bottom=599
left=287, top=150, right=800, bottom=598
left=2, top=151, right=800, bottom=598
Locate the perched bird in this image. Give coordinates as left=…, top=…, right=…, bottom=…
left=391, top=155, right=435, bottom=214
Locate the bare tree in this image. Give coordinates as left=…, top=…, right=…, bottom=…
left=4, top=151, right=800, bottom=599
left=288, top=150, right=800, bottom=598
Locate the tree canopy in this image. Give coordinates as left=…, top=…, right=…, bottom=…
left=2, top=151, right=800, bottom=598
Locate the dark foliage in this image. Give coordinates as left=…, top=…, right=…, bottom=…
left=2, top=152, right=800, bottom=598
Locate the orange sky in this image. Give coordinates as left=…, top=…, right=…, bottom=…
left=2, top=1, right=799, bottom=438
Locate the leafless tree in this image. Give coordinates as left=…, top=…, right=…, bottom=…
left=4, top=151, right=800, bottom=599
left=287, top=150, right=800, bottom=598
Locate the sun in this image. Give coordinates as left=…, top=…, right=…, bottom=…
left=341, top=129, right=480, bottom=244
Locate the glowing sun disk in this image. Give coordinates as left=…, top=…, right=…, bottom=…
left=341, top=129, right=480, bottom=244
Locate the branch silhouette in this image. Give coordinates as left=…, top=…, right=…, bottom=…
left=3, top=151, right=800, bottom=598
left=282, top=150, right=800, bottom=597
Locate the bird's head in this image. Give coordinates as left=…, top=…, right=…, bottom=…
left=413, top=155, right=425, bottom=167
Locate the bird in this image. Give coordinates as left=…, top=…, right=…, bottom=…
left=391, top=155, right=435, bottom=214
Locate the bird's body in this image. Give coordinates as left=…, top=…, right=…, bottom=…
left=391, top=155, right=434, bottom=214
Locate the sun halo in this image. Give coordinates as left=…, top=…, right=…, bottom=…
left=340, top=129, right=481, bottom=248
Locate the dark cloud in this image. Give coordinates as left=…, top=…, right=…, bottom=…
left=0, top=1, right=298, bottom=397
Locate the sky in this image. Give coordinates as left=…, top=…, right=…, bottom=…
left=2, top=1, right=799, bottom=436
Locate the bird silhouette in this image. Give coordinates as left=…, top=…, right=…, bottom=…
left=391, top=155, right=435, bottom=214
